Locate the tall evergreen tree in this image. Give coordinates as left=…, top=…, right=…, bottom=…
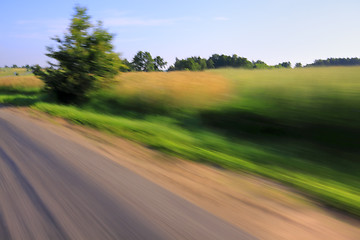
left=33, top=6, right=123, bottom=103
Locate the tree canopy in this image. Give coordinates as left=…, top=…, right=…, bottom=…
left=128, top=51, right=167, bottom=72
left=306, top=58, right=360, bottom=67
left=168, top=54, right=254, bottom=71
left=33, top=6, right=123, bottom=103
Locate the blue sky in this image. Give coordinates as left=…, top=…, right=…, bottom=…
left=1, top=0, right=359, bottom=67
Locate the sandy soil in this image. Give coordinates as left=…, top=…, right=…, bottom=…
left=9, top=107, right=360, bottom=240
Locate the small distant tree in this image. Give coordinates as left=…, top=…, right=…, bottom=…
left=206, top=59, right=215, bottom=69
left=12, top=64, right=18, bottom=68
left=198, top=58, right=207, bottom=70
left=275, top=61, right=291, bottom=68
left=132, top=51, right=155, bottom=72
left=171, top=56, right=207, bottom=71
left=295, top=62, right=302, bottom=68
left=33, top=6, right=123, bottom=103
left=131, top=51, right=167, bottom=72
left=280, top=61, right=291, bottom=68
left=154, top=56, right=167, bottom=71
left=167, top=65, right=176, bottom=71
left=253, top=60, right=270, bottom=69
left=119, top=59, right=132, bottom=72
left=24, top=64, right=31, bottom=71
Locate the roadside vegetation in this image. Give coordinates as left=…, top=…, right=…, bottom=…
left=0, top=67, right=359, bottom=217
left=1, top=5, right=359, bottom=218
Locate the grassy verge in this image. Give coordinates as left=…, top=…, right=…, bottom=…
left=0, top=67, right=33, bottom=77
left=0, top=67, right=359, bottom=217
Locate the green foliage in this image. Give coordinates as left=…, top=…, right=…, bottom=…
left=33, top=6, right=122, bottom=103
left=253, top=60, right=271, bottom=69
left=154, top=56, right=167, bottom=71
left=209, top=54, right=253, bottom=69
left=307, top=57, right=360, bottom=67
left=119, top=59, right=132, bottom=72
left=206, top=59, right=215, bottom=69
left=170, top=54, right=254, bottom=71
left=172, top=57, right=208, bottom=71
left=30, top=102, right=360, bottom=217
left=275, top=61, right=291, bottom=68
left=130, top=51, right=167, bottom=72
left=2, top=67, right=360, bottom=216
left=131, top=51, right=155, bottom=71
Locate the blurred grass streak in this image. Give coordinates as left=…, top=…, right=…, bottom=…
left=0, top=67, right=359, bottom=217
left=0, top=75, right=43, bottom=88
left=202, top=67, right=360, bottom=151
left=213, top=67, right=360, bottom=126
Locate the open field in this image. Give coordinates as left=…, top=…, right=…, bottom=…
left=0, top=67, right=359, bottom=217
left=0, top=67, right=33, bottom=77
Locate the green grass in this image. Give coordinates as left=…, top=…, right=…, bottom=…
left=0, top=68, right=33, bottom=77
left=31, top=103, right=360, bottom=216
left=0, top=67, right=359, bottom=217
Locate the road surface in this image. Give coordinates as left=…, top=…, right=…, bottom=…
left=0, top=107, right=256, bottom=240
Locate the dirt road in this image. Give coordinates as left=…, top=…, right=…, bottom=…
left=0, top=107, right=256, bottom=240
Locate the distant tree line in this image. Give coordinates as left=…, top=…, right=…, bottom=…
left=167, top=54, right=292, bottom=71
left=2, top=64, right=32, bottom=70
left=168, top=54, right=255, bottom=71
left=305, top=58, right=360, bottom=67
left=1, top=64, right=32, bottom=72
left=120, top=53, right=293, bottom=72
left=5, top=57, right=360, bottom=73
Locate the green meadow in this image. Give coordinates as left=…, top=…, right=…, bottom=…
left=0, top=67, right=359, bottom=217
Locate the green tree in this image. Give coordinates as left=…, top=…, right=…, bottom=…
left=281, top=62, right=291, bottom=68
left=132, top=51, right=155, bottom=72
left=206, top=59, right=215, bottom=69
left=198, top=58, right=207, bottom=70
left=306, top=58, right=360, bottom=67
left=154, top=56, right=167, bottom=71
left=295, top=62, right=302, bottom=68
left=275, top=61, right=291, bottom=68
left=253, top=60, right=270, bottom=69
left=120, top=59, right=132, bottom=72
left=33, top=6, right=122, bottom=103
left=171, top=56, right=207, bottom=71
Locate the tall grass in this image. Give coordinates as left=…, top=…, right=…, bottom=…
left=201, top=67, right=360, bottom=151
left=0, top=75, right=42, bottom=88
left=0, top=67, right=359, bottom=216
left=115, top=71, right=231, bottom=108
left=214, top=67, right=360, bottom=125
